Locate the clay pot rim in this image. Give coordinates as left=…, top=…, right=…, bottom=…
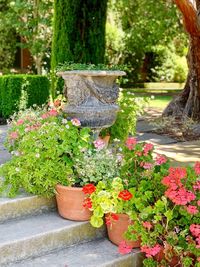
left=56, top=184, right=83, bottom=191
left=106, top=213, right=130, bottom=218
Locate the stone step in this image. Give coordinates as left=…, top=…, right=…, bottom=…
left=0, top=211, right=105, bottom=266
left=0, top=194, right=56, bottom=222
left=6, top=239, right=143, bottom=267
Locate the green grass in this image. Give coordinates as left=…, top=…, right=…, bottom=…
left=124, top=88, right=179, bottom=109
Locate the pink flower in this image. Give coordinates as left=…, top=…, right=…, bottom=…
left=190, top=224, right=200, bottom=237
left=125, top=137, right=137, bottom=150
left=141, top=244, right=161, bottom=258
left=41, top=113, right=49, bottom=119
left=9, top=131, right=19, bottom=140
left=140, top=162, right=153, bottom=169
left=186, top=205, right=198, bottom=215
left=118, top=241, right=132, bottom=255
left=194, top=162, right=200, bottom=175
left=143, top=143, right=154, bottom=156
left=135, top=151, right=142, bottom=157
left=193, top=181, right=200, bottom=191
left=16, top=119, right=24, bottom=125
left=142, top=221, right=153, bottom=230
left=197, top=200, right=200, bottom=206
left=48, top=109, right=58, bottom=117
left=93, top=138, right=106, bottom=150
left=155, top=154, right=167, bottom=165
left=71, top=118, right=81, bottom=126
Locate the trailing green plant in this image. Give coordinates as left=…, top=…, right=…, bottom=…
left=0, top=106, right=92, bottom=197
left=101, top=91, right=149, bottom=142
left=73, top=148, right=120, bottom=186
left=0, top=75, right=50, bottom=118
left=56, top=62, right=127, bottom=72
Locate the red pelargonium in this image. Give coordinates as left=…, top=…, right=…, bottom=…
left=105, top=213, right=119, bottom=225
left=141, top=244, right=161, bottom=258
left=82, top=184, right=96, bottom=195
left=118, top=241, right=132, bottom=255
left=118, top=190, right=133, bottom=201
left=125, top=137, right=137, bottom=150
left=83, top=197, right=92, bottom=209
left=194, top=162, right=200, bottom=175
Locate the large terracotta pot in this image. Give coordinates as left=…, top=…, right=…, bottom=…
left=56, top=184, right=92, bottom=221
left=106, top=213, right=140, bottom=248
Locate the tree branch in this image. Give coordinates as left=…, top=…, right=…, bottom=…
left=174, top=0, right=200, bottom=36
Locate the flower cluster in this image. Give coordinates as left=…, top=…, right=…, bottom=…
left=190, top=224, right=200, bottom=249
left=141, top=244, right=161, bottom=258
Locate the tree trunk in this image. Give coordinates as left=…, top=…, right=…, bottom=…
left=163, top=0, right=200, bottom=121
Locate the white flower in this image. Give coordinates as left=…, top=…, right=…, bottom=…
left=15, top=168, right=20, bottom=172
left=151, top=95, right=155, bottom=99
left=62, top=119, right=68, bottom=124
left=65, top=124, right=70, bottom=129
left=35, top=153, right=40, bottom=158
left=71, top=118, right=81, bottom=126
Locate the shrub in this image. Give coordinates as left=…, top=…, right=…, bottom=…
left=0, top=75, right=50, bottom=118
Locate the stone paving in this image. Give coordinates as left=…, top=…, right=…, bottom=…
left=0, top=125, right=11, bottom=165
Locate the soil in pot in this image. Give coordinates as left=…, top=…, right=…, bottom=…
left=56, top=184, right=92, bottom=221
left=106, top=213, right=140, bottom=248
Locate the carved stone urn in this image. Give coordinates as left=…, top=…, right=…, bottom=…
left=57, top=70, right=126, bottom=128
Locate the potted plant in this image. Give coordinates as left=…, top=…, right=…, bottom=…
left=56, top=143, right=120, bottom=221
left=84, top=177, right=140, bottom=249
left=127, top=165, right=200, bottom=267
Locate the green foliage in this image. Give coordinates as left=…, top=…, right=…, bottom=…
left=106, top=0, right=188, bottom=82
left=56, top=62, right=126, bottom=72
left=51, top=0, right=108, bottom=69
left=0, top=1, right=16, bottom=71
left=0, top=75, right=50, bottom=118
left=4, top=0, right=53, bottom=74
left=0, top=108, right=92, bottom=197
left=101, top=90, right=149, bottom=142
left=73, top=149, right=119, bottom=186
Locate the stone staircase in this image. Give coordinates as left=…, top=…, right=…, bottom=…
left=0, top=193, right=143, bottom=267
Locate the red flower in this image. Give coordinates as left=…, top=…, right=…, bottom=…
left=118, top=190, right=133, bottom=201
left=111, top=213, right=119, bottom=221
left=118, top=241, right=132, bottom=254
left=141, top=244, right=161, bottom=258
left=194, top=162, right=200, bottom=175
left=83, top=197, right=92, bottom=209
left=142, top=221, right=153, bottom=230
left=82, top=184, right=96, bottom=194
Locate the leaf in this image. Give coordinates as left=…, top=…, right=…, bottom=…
left=90, top=215, right=104, bottom=228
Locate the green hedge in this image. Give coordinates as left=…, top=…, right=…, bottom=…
left=0, top=75, right=50, bottom=118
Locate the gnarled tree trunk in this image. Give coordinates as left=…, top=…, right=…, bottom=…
left=163, top=0, right=200, bottom=120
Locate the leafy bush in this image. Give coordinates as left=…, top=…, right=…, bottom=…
left=101, top=90, right=148, bottom=142
left=0, top=75, right=50, bottom=118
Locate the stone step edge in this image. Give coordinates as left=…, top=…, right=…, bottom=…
left=0, top=195, right=55, bottom=222
left=0, top=218, right=106, bottom=265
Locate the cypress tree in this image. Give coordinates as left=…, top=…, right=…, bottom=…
left=51, top=0, right=108, bottom=69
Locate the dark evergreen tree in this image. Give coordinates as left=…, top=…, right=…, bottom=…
left=51, top=0, right=108, bottom=69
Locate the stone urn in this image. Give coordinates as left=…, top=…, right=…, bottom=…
left=57, top=70, right=126, bottom=128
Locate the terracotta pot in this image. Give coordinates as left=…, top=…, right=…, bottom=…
left=55, top=184, right=92, bottom=221
left=102, top=135, right=110, bottom=146
left=106, top=213, right=140, bottom=248
left=155, top=248, right=180, bottom=267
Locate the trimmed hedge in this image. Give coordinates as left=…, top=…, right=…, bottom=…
left=0, top=75, right=50, bottom=118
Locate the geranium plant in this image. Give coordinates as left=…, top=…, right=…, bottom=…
left=83, top=177, right=134, bottom=228
left=128, top=165, right=200, bottom=267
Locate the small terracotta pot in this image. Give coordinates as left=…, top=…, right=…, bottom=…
left=155, top=248, right=180, bottom=267
left=56, top=184, right=92, bottom=221
left=106, top=213, right=140, bottom=248
left=102, top=135, right=110, bottom=146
